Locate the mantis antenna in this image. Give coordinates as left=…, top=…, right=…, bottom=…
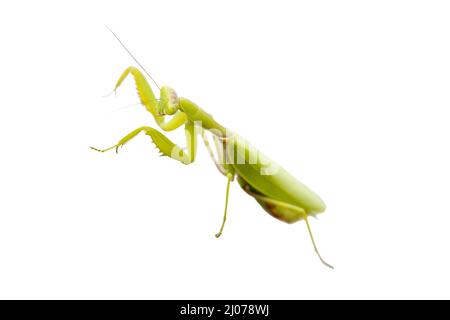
left=106, top=26, right=161, bottom=90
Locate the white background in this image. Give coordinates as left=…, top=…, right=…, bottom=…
left=0, top=1, right=449, bottom=299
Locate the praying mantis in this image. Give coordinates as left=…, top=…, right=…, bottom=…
left=91, top=29, right=333, bottom=269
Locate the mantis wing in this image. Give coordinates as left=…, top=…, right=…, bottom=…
left=227, top=135, right=326, bottom=216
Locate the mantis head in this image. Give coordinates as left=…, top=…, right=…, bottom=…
left=158, top=86, right=180, bottom=115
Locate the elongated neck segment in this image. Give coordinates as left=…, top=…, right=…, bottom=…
left=180, top=98, right=227, bottom=136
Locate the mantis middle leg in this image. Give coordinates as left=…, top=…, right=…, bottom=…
left=200, top=129, right=229, bottom=176
left=215, top=172, right=234, bottom=238
left=201, top=130, right=236, bottom=238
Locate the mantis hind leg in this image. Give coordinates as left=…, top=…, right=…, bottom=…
left=240, top=184, right=334, bottom=269
left=90, top=122, right=197, bottom=165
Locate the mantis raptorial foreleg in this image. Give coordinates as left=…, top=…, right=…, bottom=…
left=92, top=67, right=199, bottom=164
left=91, top=122, right=197, bottom=165
left=114, top=66, right=160, bottom=118
left=114, top=66, right=189, bottom=131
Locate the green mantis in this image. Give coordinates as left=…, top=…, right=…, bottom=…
left=91, top=30, right=333, bottom=269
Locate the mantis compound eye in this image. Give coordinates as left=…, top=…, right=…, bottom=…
left=159, top=86, right=180, bottom=115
